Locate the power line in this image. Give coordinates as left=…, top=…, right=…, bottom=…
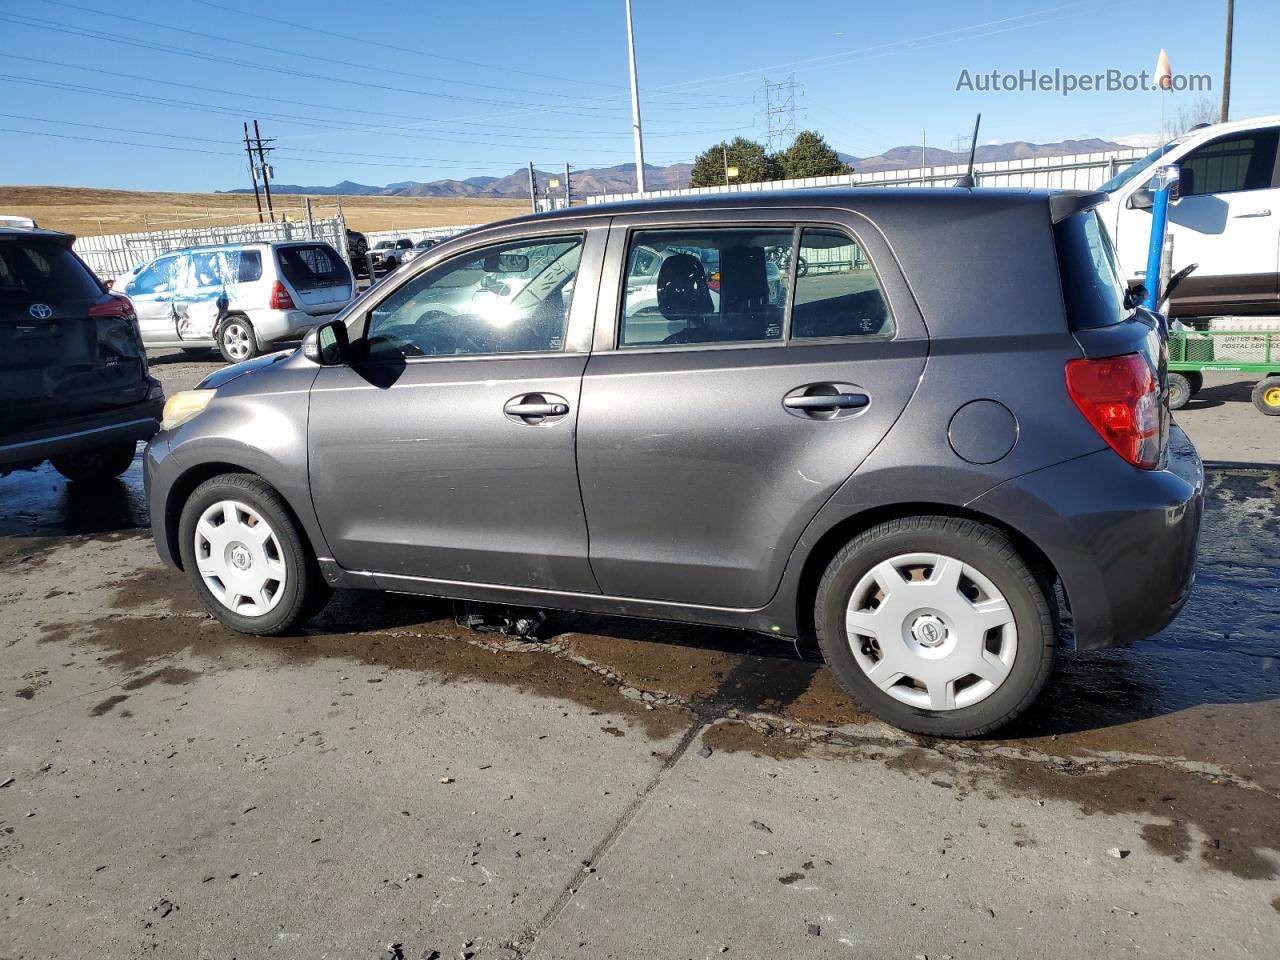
left=0, top=76, right=727, bottom=164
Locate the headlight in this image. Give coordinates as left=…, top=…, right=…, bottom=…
left=161, top=389, right=214, bottom=431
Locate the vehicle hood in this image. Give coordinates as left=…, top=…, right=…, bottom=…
left=197, top=349, right=293, bottom=390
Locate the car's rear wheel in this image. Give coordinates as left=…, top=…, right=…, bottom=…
left=177, top=474, right=332, bottom=635
left=51, top=441, right=137, bottom=483
left=813, top=516, right=1055, bottom=738
left=1252, top=375, right=1280, bottom=416
left=217, top=316, right=259, bottom=364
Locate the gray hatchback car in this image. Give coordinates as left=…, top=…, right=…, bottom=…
left=145, top=189, right=1204, bottom=737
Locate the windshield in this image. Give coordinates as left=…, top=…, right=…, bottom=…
left=1097, top=137, right=1187, bottom=193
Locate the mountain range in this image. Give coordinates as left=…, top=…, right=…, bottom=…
left=223, top=138, right=1127, bottom=199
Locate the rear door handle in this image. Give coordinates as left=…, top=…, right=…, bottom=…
left=1234, top=209, right=1272, bottom=218
left=784, top=393, right=868, bottom=411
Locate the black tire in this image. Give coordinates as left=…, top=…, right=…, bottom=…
left=51, top=441, right=137, bottom=483
left=1168, top=372, right=1192, bottom=410
left=177, top=473, right=332, bottom=635
left=1252, top=375, right=1280, bottom=416
left=1184, top=371, right=1203, bottom=396
left=795, top=256, right=809, bottom=278
left=217, top=315, right=260, bottom=364
left=813, top=516, right=1055, bottom=738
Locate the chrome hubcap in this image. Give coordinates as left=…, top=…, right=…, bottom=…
left=194, top=500, right=287, bottom=617
left=845, top=552, right=1017, bottom=712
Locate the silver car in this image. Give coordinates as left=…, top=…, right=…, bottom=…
left=114, top=241, right=353, bottom=363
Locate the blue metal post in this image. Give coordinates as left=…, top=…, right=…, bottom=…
left=1142, top=163, right=1179, bottom=310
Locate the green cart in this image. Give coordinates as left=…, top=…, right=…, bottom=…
left=1168, top=328, right=1280, bottom=416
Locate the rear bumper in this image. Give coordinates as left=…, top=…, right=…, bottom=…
left=247, top=306, right=345, bottom=346
left=0, top=395, right=164, bottom=468
left=968, top=424, right=1204, bottom=650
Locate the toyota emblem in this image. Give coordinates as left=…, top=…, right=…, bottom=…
left=28, top=303, right=53, bottom=319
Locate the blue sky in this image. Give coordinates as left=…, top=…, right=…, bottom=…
left=0, top=0, right=1273, bottom=192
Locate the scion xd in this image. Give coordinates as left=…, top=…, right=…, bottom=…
left=146, top=189, right=1204, bottom=737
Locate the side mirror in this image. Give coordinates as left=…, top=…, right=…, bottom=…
left=303, top=320, right=349, bottom=365
left=1128, top=188, right=1155, bottom=210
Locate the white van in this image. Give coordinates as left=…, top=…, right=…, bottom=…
left=1095, top=114, right=1279, bottom=320
left=114, top=241, right=354, bottom=362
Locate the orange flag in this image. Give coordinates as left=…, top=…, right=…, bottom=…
left=1155, top=48, right=1172, bottom=90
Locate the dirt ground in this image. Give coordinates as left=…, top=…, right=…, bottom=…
left=0, top=185, right=530, bottom=236
left=0, top=356, right=1277, bottom=958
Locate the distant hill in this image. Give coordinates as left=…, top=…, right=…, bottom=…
left=223, top=138, right=1126, bottom=199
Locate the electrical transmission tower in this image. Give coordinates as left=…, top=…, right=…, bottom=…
left=761, top=74, right=799, bottom=152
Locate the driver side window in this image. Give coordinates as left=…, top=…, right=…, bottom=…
left=364, top=236, right=583, bottom=360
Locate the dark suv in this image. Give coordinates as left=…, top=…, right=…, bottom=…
left=1, top=219, right=163, bottom=483
left=145, top=189, right=1204, bottom=737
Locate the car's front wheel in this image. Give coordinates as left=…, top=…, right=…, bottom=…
left=51, top=441, right=137, bottom=483
left=814, top=516, right=1055, bottom=737
left=217, top=316, right=259, bottom=364
left=177, top=474, right=331, bottom=635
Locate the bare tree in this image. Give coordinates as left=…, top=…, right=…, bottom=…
left=1172, top=98, right=1218, bottom=136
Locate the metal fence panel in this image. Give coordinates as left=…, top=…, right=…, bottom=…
left=585, top=148, right=1147, bottom=205
left=73, top=215, right=349, bottom=280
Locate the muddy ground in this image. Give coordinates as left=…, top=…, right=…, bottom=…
left=0, top=357, right=1277, bottom=959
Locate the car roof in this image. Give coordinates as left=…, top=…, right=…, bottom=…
left=492, top=186, right=1098, bottom=228
left=0, top=223, right=75, bottom=242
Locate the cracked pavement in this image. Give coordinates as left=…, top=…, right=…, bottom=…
left=1, top=358, right=1277, bottom=959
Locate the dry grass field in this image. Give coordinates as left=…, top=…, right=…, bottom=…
left=0, top=185, right=530, bottom=236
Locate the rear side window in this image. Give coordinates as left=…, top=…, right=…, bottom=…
left=1054, top=211, right=1130, bottom=330
left=237, top=250, right=263, bottom=282
left=791, top=228, right=893, bottom=338
left=278, top=244, right=348, bottom=290
left=0, top=236, right=102, bottom=304
left=619, top=228, right=792, bottom=347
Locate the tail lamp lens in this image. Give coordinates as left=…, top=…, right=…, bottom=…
left=1065, top=353, right=1162, bottom=469
left=270, top=281, right=295, bottom=310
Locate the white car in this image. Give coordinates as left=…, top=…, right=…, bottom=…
left=114, top=241, right=354, bottom=362
left=1095, top=113, right=1280, bottom=320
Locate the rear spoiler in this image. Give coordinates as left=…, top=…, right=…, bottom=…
left=1049, top=191, right=1107, bottom=223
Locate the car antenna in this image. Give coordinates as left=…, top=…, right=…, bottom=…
left=953, top=113, right=982, bottom=188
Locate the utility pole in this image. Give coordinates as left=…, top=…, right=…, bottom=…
left=624, top=0, right=646, bottom=195
left=528, top=162, right=537, bottom=213
left=1220, top=0, right=1234, bottom=122
left=564, top=162, right=572, bottom=207
left=243, top=121, right=263, bottom=223
left=251, top=120, right=276, bottom=222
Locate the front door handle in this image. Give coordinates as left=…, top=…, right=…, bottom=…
left=503, top=392, right=571, bottom=424
left=784, top=393, right=869, bottom=411
left=505, top=401, right=569, bottom=417
left=1234, top=209, right=1272, bottom=218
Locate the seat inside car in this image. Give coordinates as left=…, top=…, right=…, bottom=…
left=718, top=244, right=779, bottom=341
left=656, top=253, right=714, bottom=342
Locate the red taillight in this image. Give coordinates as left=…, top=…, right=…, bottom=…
left=269, top=280, right=295, bottom=310
left=88, top=292, right=135, bottom=320
left=1065, top=353, right=1162, bottom=469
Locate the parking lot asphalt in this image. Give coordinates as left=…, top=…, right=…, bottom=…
left=1, top=354, right=1277, bottom=959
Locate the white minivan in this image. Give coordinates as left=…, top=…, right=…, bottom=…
left=114, top=241, right=354, bottom=362
left=1095, top=114, right=1280, bottom=320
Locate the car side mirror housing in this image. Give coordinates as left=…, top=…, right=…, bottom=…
left=1128, top=187, right=1155, bottom=210
left=303, top=320, right=349, bottom=366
